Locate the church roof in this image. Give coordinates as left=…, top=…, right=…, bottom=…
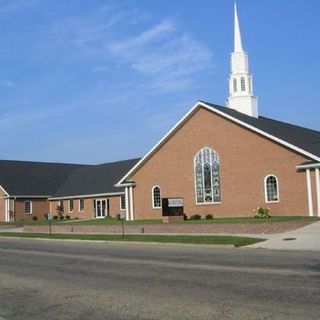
left=0, top=158, right=140, bottom=198
left=202, top=101, right=320, bottom=158
left=52, top=158, right=140, bottom=198
left=0, top=160, right=86, bottom=197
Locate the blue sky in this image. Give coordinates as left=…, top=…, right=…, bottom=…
left=0, top=0, right=319, bottom=164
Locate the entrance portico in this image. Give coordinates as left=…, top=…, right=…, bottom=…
left=297, top=163, right=320, bottom=217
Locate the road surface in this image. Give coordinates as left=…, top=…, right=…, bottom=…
left=0, top=238, right=319, bottom=319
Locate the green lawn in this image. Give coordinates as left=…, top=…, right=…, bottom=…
left=0, top=232, right=265, bottom=247
left=0, top=216, right=316, bottom=227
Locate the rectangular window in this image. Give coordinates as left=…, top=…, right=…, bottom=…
left=69, top=199, right=74, bottom=212
left=25, top=201, right=32, bottom=214
left=120, top=195, right=126, bottom=210
left=79, top=199, right=84, bottom=212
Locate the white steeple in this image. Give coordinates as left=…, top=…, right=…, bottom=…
left=226, top=3, right=258, bottom=118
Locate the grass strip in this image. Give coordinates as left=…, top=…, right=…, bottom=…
left=0, top=232, right=265, bottom=247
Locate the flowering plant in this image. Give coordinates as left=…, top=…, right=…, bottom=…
left=253, top=206, right=271, bottom=218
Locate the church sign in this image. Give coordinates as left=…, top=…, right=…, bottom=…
left=168, top=198, right=184, bottom=207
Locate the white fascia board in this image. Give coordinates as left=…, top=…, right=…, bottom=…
left=199, top=102, right=320, bottom=163
left=10, top=195, right=51, bottom=199
left=49, top=192, right=124, bottom=201
left=0, top=185, right=9, bottom=196
left=116, top=101, right=201, bottom=186
left=296, top=163, right=320, bottom=170
left=116, top=100, right=320, bottom=185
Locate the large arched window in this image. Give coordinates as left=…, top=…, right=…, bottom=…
left=152, top=186, right=161, bottom=208
left=194, top=147, right=221, bottom=204
left=241, top=77, right=245, bottom=91
left=264, top=175, right=279, bottom=203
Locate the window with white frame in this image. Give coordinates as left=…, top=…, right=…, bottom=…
left=194, top=147, right=221, bottom=204
left=24, top=201, right=32, bottom=214
left=152, top=186, right=161, bottom=208
left=79, top=199, right=84, bottom=212
left=264, top=175, right=279, bottom=202
left=120, top=194, right=126, bottom=210
left=69, top=199, right=74, bottom=212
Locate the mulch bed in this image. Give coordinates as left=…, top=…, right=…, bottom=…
left=23, top=220, right=316, bottom=235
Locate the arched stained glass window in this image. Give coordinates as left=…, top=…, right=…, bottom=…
left=152, top=186, right=161, bottom=208
left=194, top=147, right=221, bottom=204
left=264, top=175, right=279, bottom=202
left=241, top=77, right=245, bottom=91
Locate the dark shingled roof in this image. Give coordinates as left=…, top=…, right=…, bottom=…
left=201, top=101, right=320, bottom=159
left=53, top=158, right=140, bottom=197
left=0, top=160, right=86, bottom=196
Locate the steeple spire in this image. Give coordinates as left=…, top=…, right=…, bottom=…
left=226, top=3, right=259, bottom=118
left=234, top=3, right=243, bottom=52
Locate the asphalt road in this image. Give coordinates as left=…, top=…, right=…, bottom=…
left=0, top=238, right=319, bottom=320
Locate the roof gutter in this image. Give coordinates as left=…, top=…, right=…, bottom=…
left=49, top=191, right=124, bottom=201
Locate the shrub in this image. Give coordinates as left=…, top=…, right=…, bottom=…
left=205, top=214, right=213, bottom=220
left=189, top=214, right=202, bottom=220
left=116, top=214, right=121, bottom=220
left=53, top=215, right=58, bottom=220
left=59, top=215, right=65, bottom=220
left=253, top=207, right=271, bottom=218
left=44, top=213, right=49, bottom=220
left=182, top=214, right=188, bottom=220
left=66, top=215, right=71, bottom=220
left=32, top=216, right=38, bottom=221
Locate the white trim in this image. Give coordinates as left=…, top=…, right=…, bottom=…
left=79, top=199, right=85, bottom=212
left=10, top=195, right=50, bottom=199
left=0, top=185, right=9, bottom=196
left=152, top=185, right=161, bottom=209
left=120, top=194, right=126, bottom=211
left=296, top=163, right=320, bottom=170
left=68, top=199, right=74, bottom=213
left=306, top=169, right=314, bottom=217
left=49, top=192, right=124, bottom=201
left=116, top=101, right=320, bottom=185
left=315, top=168, right=320, bottom=217
left=24, top=200, right=32, bottom=215
left=264, top=174, right=280, bottom=203
left=125, top=187, right=129, bottom=220
left=129, top=186, right=134, bottom=220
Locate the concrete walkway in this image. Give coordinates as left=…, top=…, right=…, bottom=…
left=246, top=221, right=320, bottom=251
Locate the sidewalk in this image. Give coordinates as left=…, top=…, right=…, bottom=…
left=245, top=221, right=320, bottom=251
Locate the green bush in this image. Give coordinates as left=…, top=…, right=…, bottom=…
left=189, top=214, right=202, bottom=220
left=53, top=215, right=58, bottom=220
left=59, top=215, right=65, bottom=220
left=253, top=207, right=271, bottom=218
left=66, top=215, right=71, bottom=220
left=32, top=216, right=38, bottom=221
left=44, top=213, right=49, bottom=220
left=205, top=214, right=213, bottom=220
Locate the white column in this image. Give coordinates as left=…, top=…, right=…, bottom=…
left=4, top=199, right=8, bottom=222
left=315, top=168, right=320, bottom=217
left=125, top=187, right=130, bottom=221
left=129, top=186, right=134, bottom=221
left=306, top=169, right=314, bottom=217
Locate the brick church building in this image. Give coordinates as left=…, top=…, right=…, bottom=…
left=1, top=5, right=319, bottom=222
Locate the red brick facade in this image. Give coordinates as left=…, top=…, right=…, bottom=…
left=129, top=107, right=312, bottom=219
